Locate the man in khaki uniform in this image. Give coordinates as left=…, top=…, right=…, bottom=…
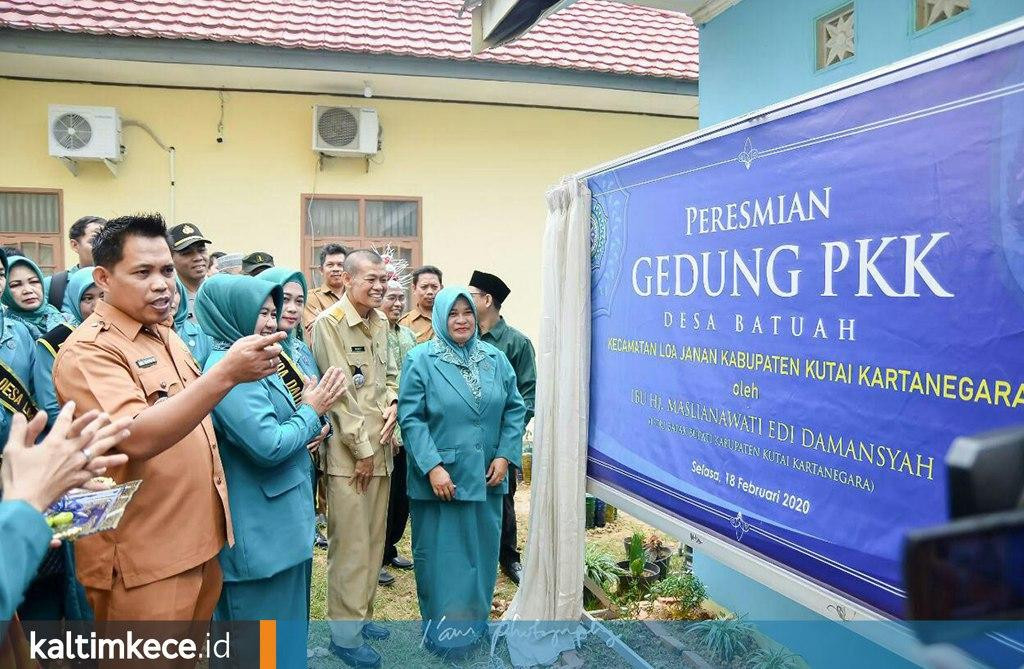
left=312, top=249, right=398, bottom=668
left=398, top=265, right=442, bottom=343
left=53, top=214, right=285, bottom=626
left=303, top=243, right=348, bottom=338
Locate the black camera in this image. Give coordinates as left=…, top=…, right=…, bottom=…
left=903, top=427, right=1024, bottom=630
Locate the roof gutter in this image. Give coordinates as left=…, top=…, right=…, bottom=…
left=0, top=27, right=698, bottom=96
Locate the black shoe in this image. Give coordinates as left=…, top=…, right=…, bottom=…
left=329, top=641, right=381, bottom=668
left=377, top=567, right=395, bottom=586
left=501, top=561, right=522, bottom=585
left=390, top=555, right=414, bottom=570
left=361, top=622, right=391, bottom=640
left=314, top=530, right=328, bottom=549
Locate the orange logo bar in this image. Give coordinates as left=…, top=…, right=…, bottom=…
left=259, top=620, right=276, bottom=669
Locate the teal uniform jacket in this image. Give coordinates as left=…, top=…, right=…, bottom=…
left=398, top=339, right=526, bottom=501
left=205, top=356, right=321, bottom=581
left=32, top=267, right=97, bottom=429
left=289, top=338, right=319, bottom=379
left=0, top=312, right=37, bottom=448
left=196, top=274, right=321, bottom=583
left=0, top=500, right=52, bottom=622
left=179, top=320, right=211, bottom=367
left=173, top=277, right=211, bottom=366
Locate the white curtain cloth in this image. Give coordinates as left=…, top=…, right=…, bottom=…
left=501, top=178, right=592, bottom=665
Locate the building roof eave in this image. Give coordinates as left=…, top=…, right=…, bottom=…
left=0, top=28, right=697, bottom=97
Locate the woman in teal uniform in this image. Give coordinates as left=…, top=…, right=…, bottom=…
left=259, top=267, right=332, bottom=549
left=172, top=277, right=211, bottom=366
left=398, top=286, right=526, bottom=657
left=25, top=268, right=100, bottom=624
left=1, top=255, right=68, bottom=339
left=33, top=267, right=101, bottom=428
left=195, top=274, right=345, bottom=669
left=0, top=249, right=38, bottom=448
left=259, top=268, right=319, bottom=378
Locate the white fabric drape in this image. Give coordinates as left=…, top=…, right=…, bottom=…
left=501, top=178, right=592, bottom=665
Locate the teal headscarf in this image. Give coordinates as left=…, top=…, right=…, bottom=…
left=195, top=274, right=283, bottom=349
left=258, top=267, right=308, bottom=344
left=1, top=255, right=67, bottom=337
left=61, top=266, right=97, bottom=325
left=430, top=286, right=486, bottom=399
left=173, top=277, right=190, bottom=332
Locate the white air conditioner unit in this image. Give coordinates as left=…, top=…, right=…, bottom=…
left=313, top=106, right=379, bottom=156
left=48, top=105, right=122, bottom=162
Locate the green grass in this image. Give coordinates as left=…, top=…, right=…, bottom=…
left=309, top=483, right=681, bottom=621
left=306, top=482, right=724, bottom=667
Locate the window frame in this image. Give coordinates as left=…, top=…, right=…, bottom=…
left=299, top=193, right=423, bottom=287
left=0, top=187, right=66, bottom=275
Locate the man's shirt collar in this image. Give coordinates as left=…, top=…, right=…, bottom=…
left=94, top=300, right=145, bottom=340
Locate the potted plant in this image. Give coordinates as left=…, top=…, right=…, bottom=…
left=621, top=532, right=673, bottom=580
left=616, top=531, right=659, bottom=593
left=644, top=534, right=673, bottom=580
left=583, top=544, right=624, bottom=609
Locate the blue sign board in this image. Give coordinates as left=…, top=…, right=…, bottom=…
left=587, top=35, right=1024, bottom=616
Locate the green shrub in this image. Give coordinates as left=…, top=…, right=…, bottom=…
left=683, top=616, right=756, bottom=663
left=744, top=646, right=801, bottom=669
left=649, top=570, right=707, bottom=611
left=584, top=543, right=624, bottom=592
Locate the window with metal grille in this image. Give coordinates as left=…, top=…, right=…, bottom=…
left=301, top=195, right=421, bottom=287
left=0, top=189, right=65, bottom=276
left=816, top=3, right=855, bottom=70
left=915, top=0, right=970, bottom=31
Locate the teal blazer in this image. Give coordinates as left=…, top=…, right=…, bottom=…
left=0, top=317, right=37, bottom=448
left=289, top=338, right=319, bottom=379
left=32, top=339, right=59, bottom=431
left=179, top=320, right=211, bottom=367
left=398, top=340, right=526, bottom=502
left=204, top=350, right=321, bottom=582
left=0, top=500, right=51, bottom=621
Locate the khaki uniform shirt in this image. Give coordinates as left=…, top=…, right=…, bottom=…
left=312, top=292, right=398, bottom=477
left=53, top=300, right=232, bottom=590
left=302, top=284, right=343, bottom=337
left=398, top=306, right=434, bottom=343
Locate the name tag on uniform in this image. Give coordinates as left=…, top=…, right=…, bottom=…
left=351, top=346, right=366, bottom=352
left=135, top=356, right=158, bottom=369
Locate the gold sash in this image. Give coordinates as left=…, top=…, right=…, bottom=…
left=0, top=356, right=38, bottom=420
left=276, top=351, right=305, bottom=408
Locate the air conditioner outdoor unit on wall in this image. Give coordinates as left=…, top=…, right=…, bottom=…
left=48, top=105, right=122, bottom=162
left=313, top=106, right=379, bottom=156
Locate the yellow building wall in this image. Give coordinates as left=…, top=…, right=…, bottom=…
left=0, top=78, right=695, bottom=340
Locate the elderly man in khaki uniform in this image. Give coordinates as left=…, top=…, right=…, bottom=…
left=312, top=249, right=398, bottom=669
